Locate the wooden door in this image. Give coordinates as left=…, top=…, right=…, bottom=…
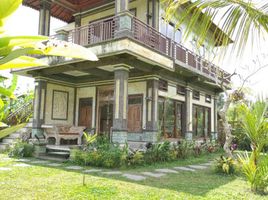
left=78, top=98, right=92, bottom=128
left=128, top=95, right=143, bottom=132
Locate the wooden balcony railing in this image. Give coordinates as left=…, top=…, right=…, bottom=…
left=55, top=15, right=230, bottom=84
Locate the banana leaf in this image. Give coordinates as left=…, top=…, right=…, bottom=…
left=0, top=55, right=48, bottom=70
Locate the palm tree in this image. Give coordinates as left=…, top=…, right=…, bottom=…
left=162, top=0, right=268, bottom=57
left=238, top=101, right=268, bottom=193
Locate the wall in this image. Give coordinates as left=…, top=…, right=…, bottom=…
left=45, top=83, right=75, bottom=125
left=158, top=83, right=185, bottom=102
left=81, top=0, right=148, bottom=26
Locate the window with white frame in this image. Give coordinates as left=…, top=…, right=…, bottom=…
left=160, top=18, right=182, bottom=43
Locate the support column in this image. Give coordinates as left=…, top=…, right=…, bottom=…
left=74, top=14, right=82, bottom=27
left=38, top=0, right=51, bottom=36
left=115, top=0, right=133, bottom=38
left=115, top=0, right=129, bottom=14
left=32, top=80, right=47, bottom=138
left=185, top=87, right=193, bottom=140
left=112, top=66, right=129, bottom=144
left=144, top=79, right=159, bottom=142
left=212, top=96, right=218, bottom=140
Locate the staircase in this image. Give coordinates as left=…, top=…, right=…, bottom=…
left=37, top=145, right=71, bottom=162
left=5, top=101, right=33, bottom=126
left=0, top=121, right=32, bottom=151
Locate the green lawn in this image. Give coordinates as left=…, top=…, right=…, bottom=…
left=0, top=153, right=266, bottom=200
left=0, top=123, right=26, bottom=139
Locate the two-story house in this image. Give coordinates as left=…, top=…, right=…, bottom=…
left=18, top=0, right=231, bottom=145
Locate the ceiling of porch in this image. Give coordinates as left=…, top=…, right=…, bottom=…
left=22, top=0, right=114, bottom=23
left=27, top=54, right=159, bottom=84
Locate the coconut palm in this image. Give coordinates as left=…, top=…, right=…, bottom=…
left=162, top=0, right=268, bottom=57
left=238, top=100, right=268, bottom=194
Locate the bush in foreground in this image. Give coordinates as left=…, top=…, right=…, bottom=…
left=8, top=139, right=34, bottom=158
left=70, top=137, right=221, bottom=168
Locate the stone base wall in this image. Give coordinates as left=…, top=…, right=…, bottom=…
left=112, top=130, right=128, bottom=144
left=143, top=131, right=158, bottom=143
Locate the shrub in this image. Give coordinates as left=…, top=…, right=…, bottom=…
left=214, top=155, right=236, bottom=175
left=71, top=143, right=124, bottom=168
left=8, top=139, right=34, bottom=158
left=144, top=141, right=173, bottom=163
left=173, top=140, right=193, bottom=159
left=238, top=152, right=268, bottom=194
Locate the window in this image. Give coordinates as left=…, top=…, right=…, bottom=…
left=158, top=98, right=183, bottom=138
left=159, top=79, right=168, bottom=91
left=205, top=94, right=212, bottom=103
left=193, top=90, right=200, bottom=100
left=177, top=85, right=186, bottom=95
left=192, top=105, right=211, bottom=138
left=160, top=18, right=182, bottom=43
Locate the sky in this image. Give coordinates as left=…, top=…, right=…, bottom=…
left=1, top=4, right=268, bottom=97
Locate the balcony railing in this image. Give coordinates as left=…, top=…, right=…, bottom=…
left=55, top=15, right=230, bottom=84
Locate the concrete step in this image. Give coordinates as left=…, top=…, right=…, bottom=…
left=36, top=155, right=67, bottom=162
left=47, top=151, right=70, bottom=160
left=46, top=145, right=71, bottom=153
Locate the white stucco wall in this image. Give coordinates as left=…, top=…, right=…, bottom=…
left=45, top=83, right=75, bottom=125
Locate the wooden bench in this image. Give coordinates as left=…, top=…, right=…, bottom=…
left=42, top=125, right=86, bottom=145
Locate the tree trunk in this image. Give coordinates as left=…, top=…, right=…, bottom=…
left=219, top=93, right=233, bottom=157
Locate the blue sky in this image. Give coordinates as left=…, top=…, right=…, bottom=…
left=2, top=5, right=268, bottom=97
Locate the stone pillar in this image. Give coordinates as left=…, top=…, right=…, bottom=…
left=185, top=87, right=193, bottom=140
left=55, top=30, right=69, bottom=41
left=115, top=0, right=133, bottom=38
left=112, top=66, right=129, bottom=144
left=32, top=80, right=47, bottom=138
left=212, top=96, right=218, bottom=140
left=144, top=79, right=158, bottom=142
left=115, top=0, right=129, bottom=14
left=74, top=14, right=82, bottom=27
left=38, top=0, right=51, bottom=36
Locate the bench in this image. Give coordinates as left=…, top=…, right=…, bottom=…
left=42, top=125, right=86, bottom=145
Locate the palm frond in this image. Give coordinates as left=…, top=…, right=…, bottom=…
left=162, top=0, right=268, bottom=58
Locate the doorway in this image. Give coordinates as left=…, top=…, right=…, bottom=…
left=78, top=98, right=93, bottom=129
left=97, top=88, right=114, bottom=137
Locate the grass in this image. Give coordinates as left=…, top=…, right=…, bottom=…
left=0, top=123, right=26, bottom=140
left=0, top=153, right=267, bottom=200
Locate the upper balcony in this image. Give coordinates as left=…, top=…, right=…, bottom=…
left=53, top=14, right=231, bottom=85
